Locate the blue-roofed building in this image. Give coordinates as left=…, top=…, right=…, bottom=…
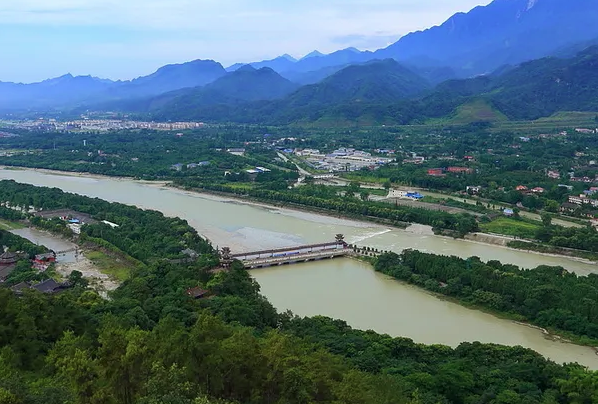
left=406, top=192, right=424, bottom=200
left=503, top=208, right=515, bottom=217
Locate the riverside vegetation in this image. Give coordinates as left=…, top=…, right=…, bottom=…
left=375, top=250, right=598, bottom=345
left=0, top=181, right=597, bottom=403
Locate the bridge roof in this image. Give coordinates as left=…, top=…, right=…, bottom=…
left=232, top=242, right=342, bottom=258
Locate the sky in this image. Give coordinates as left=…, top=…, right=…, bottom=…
left=0, top=0, right=491, bottom=83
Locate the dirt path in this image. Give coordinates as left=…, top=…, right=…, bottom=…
left=55, top=253, right=120, bottom=297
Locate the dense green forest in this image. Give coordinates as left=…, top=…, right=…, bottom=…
left=1, top=182, right=597, bottom=403
left=0, top=128, right=298, bottom=179
left=375, top=250, right=598, bottom=343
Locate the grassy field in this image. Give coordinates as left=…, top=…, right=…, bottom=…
left=429, top=98, right=509, bottom=125
left=85, top=250, right=139, bottom=282
left=0, top=218, right=26, bottom=231
left=480, top=217, right=541, bottom=239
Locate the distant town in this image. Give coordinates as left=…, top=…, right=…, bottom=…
left=0, top=118, right=205, bottom=132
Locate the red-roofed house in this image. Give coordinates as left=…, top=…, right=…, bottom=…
left=447, top=167, right=473, bottom=174
left=427, top=168, right=444, bottom=176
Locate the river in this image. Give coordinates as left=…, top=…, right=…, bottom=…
left=10, top=227, right=78, bottom=263
left=1, top=167, right=598, bottom=368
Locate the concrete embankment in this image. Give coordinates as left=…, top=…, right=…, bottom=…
left=464, top=232, right=513, bottom=247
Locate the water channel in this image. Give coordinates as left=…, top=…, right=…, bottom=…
left=1, top=167, right=598, bottom=368
left=11, top=227, right=78, bottom=263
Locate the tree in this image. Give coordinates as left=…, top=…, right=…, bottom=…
left=541, top=213, right=552, bottom=227
left=545, top=200, right=560, bottom=213
left=68, top=270, right=89, bottom=288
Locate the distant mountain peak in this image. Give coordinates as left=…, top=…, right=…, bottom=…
left=377, top=0, right=598, bottom=76
left=301, top=50, right=325, bottom=60
left=344, top=47, right=361, bottom=53
left=280, top=54, right=297, bottom=62
left=237, top=64, right=257, bottom=72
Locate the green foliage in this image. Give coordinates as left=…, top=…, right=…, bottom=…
left=0, top=184, right=597, bottom=403
left=480, top=217, right=541, bottom=239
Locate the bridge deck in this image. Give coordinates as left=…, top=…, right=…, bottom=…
left=232, top=242, right=344, bottom=259
left=242, top=249, right=353, bottom=269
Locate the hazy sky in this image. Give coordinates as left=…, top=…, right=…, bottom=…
left=0, top=0, right=491, bottom=83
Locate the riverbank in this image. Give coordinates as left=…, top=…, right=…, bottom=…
left=465, top=232, right=598, bottom=265
left=2, top=165, right=597, bottom=269
left=0, top=165, right=171, bottom=187
left=172, top=184, right=410, bottom=230
left=174, top=184, right=598, bottom=267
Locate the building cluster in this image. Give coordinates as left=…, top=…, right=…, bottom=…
left=567, top=188, right=598, bottom=208
left=226, top=148, right=246, bottom=156
left=294, top=148, right=393, bottom=172
left=427, top=167, right=474, bottom=176
left=170, top=161, right=211, bottom=171
left=3, top=119, right=204, bottom=132
left=0, top=249, right=57, bottom=284
left=515, top=185, right=546, bottom=194
left=245, top=167, right=271, bottom=174
left=547, top=170, right=561, bottom=179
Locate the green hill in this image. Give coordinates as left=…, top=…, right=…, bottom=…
left=130, top=46, right=598, bottom=126
left=152, top=66, right=299, bottom=115
left=431, top=98, right=508, bottom=125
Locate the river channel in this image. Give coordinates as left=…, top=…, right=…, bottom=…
left=1, top=168, right=598, bottom=368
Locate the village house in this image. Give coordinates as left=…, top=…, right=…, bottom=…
left=226, top=148, right=246, bottom=156
left=531, top=187, right=545, bottom=194
left=387, top=190, right=424, bottom=200
left=515, top=185, right=528, bottom=192
left=547, top=170, right=561, bottom=179
left=186, top=287, right=209, bottom=299
left=560, top=203, right=581, bottom=214
left=568, top=195, right=598, bottom=207
left=447, top=167, right=473, bottom=174
left=11, top=279, right=69, bottom=295
left=0, top=251, right=19, bottom=267
left=403, top=157, right=425, bottom=164
left=0, top=264, right=16, bottom=283
left=427, top=168, right=444, bottom=176
left=466, top=186, right=482, bottom=195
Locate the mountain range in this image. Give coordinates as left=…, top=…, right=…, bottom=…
left=145, top=45, right=598, bottom=126
left=2, top=0, right=598, bottom=124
